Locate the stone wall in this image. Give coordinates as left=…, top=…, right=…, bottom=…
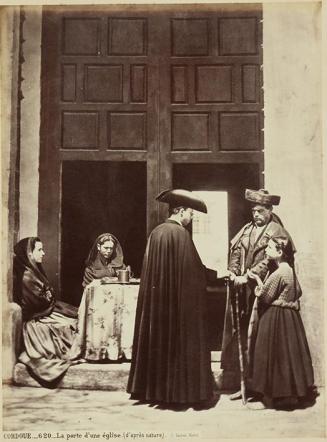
left=19, top=7, right=42, bottom=239
left=263, top=2, right=324, bottom=385
left=1, top=6, right=21, bottom=381
left=1, top=7, right=42, bottom=382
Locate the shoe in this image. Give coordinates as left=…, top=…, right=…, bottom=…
left=246, top=401, right=266, bottom=410
left=247, top=393, right=263, bottom=403
left=70, top=358, right=87, bottom=365
left=229, top=390, right=242, bottom=400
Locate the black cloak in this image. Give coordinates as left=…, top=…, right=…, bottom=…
left=127, top=220, right=213, bottom=404
left=13, top=237, right=77, bottom=321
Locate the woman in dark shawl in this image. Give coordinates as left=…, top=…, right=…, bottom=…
left=82, top=233, right=126, bottom=287
left=13, top=237, right=78, bottom=384
left=69, top=233, right=128, bottom=362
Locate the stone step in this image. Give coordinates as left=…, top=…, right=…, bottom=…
left=13, top=360, right=239, bottom=391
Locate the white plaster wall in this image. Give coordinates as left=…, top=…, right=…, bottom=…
left=1, top=8, right=15, bottom=294
left=1, top=6, right=42, bottom=382
left=263, top=2, right=323, bottom=385
left=19, top=7, right=42, bottom=239
left=1, top=6, right=22, bottom=381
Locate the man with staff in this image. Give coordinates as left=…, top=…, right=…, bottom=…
left=221, top=188, right=295, bottom=403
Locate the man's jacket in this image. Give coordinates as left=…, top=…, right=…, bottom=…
left=228, top=215, right=294, bottom=280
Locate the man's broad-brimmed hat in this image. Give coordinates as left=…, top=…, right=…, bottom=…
left=156, top=189, right=207, bottom=213
left=245, top=188, right=280, bottom=206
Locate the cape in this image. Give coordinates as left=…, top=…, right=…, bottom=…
left=127, top=220, right=213, bottom=404
left=13, top=238, right=56, bottom=321
left=13, top=237, right=77, bottom=321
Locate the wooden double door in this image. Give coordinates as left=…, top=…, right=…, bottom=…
left=39, top=5, right=263, bottom=308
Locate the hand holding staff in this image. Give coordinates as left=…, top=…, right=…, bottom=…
left=226, top=276, right=247, bottom=405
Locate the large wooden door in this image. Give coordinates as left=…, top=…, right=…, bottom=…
left=39, top=5, right=263, bottom=299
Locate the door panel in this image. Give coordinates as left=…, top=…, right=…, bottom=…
left=40, top=8, right=160, bottom=293
left=40, top=5, right=263, bottom=298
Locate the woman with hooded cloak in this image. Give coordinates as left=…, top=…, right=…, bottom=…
left=13, top=237, right=77, bottom=384
left=70, top=233, right=132, bottom=361
left=82, top=233, right=126, bottom=287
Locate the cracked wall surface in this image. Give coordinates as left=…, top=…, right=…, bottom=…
left=263, top=2, right=323, bottom=386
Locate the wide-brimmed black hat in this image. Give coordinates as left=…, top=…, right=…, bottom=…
left=156, top=189, right=207, bottom=213
left=245, top=188, right=280, bottom=206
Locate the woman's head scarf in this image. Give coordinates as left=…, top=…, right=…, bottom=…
left=13, top=237, right=55, bottom=320
left=14, top=237, right=48, bottom=282
left=85, top=233, right=124, bottom=269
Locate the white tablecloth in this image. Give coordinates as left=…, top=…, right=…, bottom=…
left=69, top=279, right=139, bottom=361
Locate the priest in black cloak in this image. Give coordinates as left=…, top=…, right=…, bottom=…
left=127, top=189, right=214, bottom=405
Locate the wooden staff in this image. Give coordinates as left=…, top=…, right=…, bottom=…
left=232, top=282, right=247, bottom=405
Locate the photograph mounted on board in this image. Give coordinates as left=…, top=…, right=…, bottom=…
left=1, top=0, right=325, bottom=439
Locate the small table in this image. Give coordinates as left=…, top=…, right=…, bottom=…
left=70, top=279, right=139, bottom=361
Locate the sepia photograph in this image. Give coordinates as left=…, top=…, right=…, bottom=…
left=1, top=0, right=325, bottom=440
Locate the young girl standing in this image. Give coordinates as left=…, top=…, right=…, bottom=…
left=249, top=237, right=315, bottom=409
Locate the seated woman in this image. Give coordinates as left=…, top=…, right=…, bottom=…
left=13, top=237, right=78, bottom=384
left=70, top=233, right=135, bottom=362
left=82, top=233, right=126, bottom=287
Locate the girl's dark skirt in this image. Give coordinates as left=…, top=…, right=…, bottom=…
left=252, top=305, right=314, bottom=400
